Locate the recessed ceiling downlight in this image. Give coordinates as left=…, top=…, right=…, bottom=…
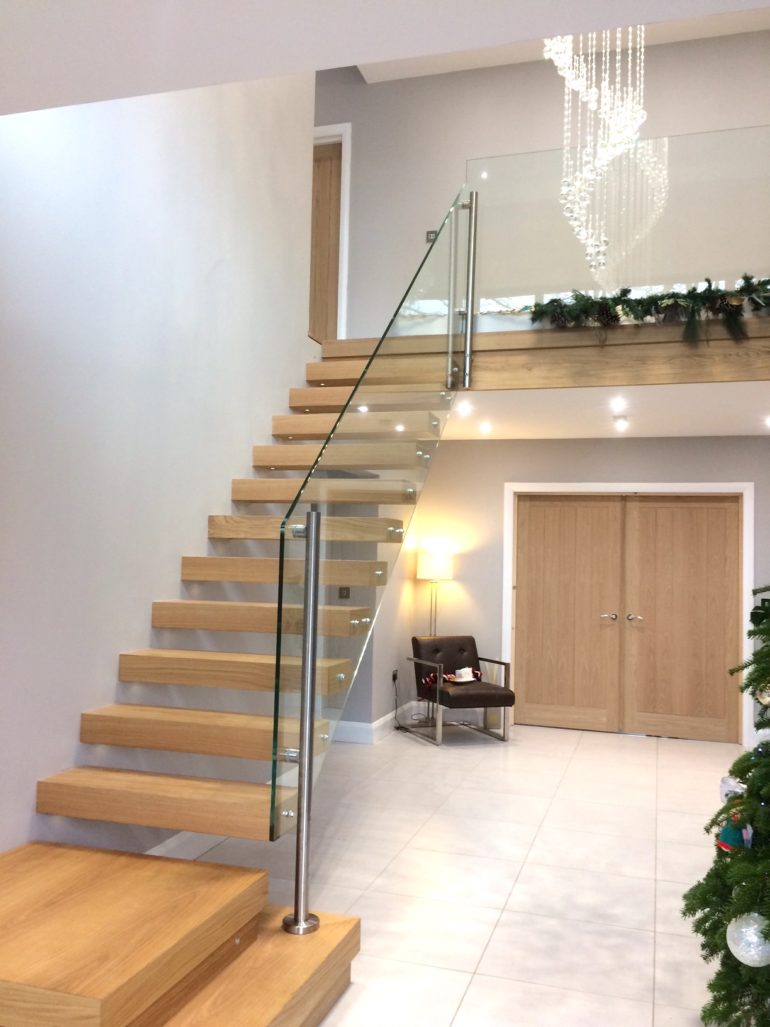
left=609, top=395, right=628, bottom=414
left=613, top=415, right=630, bottom=433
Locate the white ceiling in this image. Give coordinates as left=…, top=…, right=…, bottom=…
left=1, top=0, right=769, bottom=115
left=442, top=381, right=770, bottom=439
left=358, top=7, right=770, bottom=83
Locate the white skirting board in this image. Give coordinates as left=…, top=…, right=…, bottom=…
left=334, top=702, right=419, bottom=744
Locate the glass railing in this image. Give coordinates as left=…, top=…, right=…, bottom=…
left=466, top=124, right=770, bottom=332
left=269, top=188, right=472, bottom=838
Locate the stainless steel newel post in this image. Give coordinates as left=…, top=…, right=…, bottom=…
left=283, top=509, right=321, bottom=935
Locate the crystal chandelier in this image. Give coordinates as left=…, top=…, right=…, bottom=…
left=544, top=27, right=668, bottom=290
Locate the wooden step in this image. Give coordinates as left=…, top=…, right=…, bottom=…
left=37, top=767, right=295, bottom=839
left=208, top=514, right=404, bottom=542
left=80, top=705, right=330, bottom=760
left=271, top=410, right=440, bottom=441
left=232, top=478, right=417, bottom=505
left=306, top=353, right=447, bottom=386
left=181, top=555, right=388, bottom=585
left=158, top=905, right=360, bottom=1027
left=305, top=358, right=366, bottom=386
left=152, top=600, right=371, bottom=636
left=321, top=335, right=445, bottom=359
left=289, top=385, right=352, bottom=412
left=288, top=384, right=451, bottom=413
left=253, top=441, right=435, bottom=470
left=118, top=649, right=351, bottom=694
left=0, top=842, right=267, bottom=1027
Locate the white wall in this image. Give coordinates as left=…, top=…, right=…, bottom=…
left=0, top=74, right=316, bottom=852
left=366, top=435, right=770, bottom=722
left=315, top=31, right=770, bottom=337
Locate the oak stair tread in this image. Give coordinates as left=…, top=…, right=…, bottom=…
left=208, top=514, right=404, bottom=542
left=0, top=841, right=267, bottom=1027
left=271, top=410, right=439, bottom=440
left=160, top=905, right=360, bottom=1027
left=36, top=767, right=295, bottom=840
left=253, top=441, right=435, bottom=470
left=288, top=384, right=451, bottom=412
left=180, top=555, right=388, bottom=585
left=118, top=649, right=351, bottom=694
left=80, top=705, right=330, bottom=760
left=231, top=478, right=417, bottom=505
left=151, top=600, right=372, bottom=636
left=306, top=354, right=447, bottom=386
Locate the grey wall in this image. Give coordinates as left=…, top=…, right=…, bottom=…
left=315, top=31, right=770, bottom=337
left=0, top=75, right=315, bottom=851
left=367, top=435, right=770, bottom=722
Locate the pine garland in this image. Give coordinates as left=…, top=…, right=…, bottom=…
left=530, top=274, right=770, bottom=344
left=683, top=585, right=770, bottom=1025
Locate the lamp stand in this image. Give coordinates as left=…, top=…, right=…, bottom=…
left=428, top=579, right=439, bottom=636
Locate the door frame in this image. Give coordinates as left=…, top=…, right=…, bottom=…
left=502, top=481, right=755, bottom=747
left=313, top=122, right=351, bottom=339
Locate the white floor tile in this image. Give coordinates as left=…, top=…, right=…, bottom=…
left=654, top=1005, right=706, bottom=1025
left=656, top=841, right=714, bottom=885
left=657, top=810, right=713, bottom=847
left=527, top=825, right=656, bottom=879
left=319, top=955, right=470, bottom=1027
left=453, top=975, right=653, bottom=1026
left=507, top=863, right=655, bottom=931
left=368, top=848, right=522, bottom=908
left=543, top=797, right=657, bottom=839
left=478, top=911, right=654, bottom=1001
left=349, top=891, right=499, bottom=972
left=654, top=931, right=711, bottom=1011
left=438, top=787, right=551, bottom=825
left=408, top=812, right=538, bottom=861
left=655, top=880, right=696, bottom=938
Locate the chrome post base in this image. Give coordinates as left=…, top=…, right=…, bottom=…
left=282, top=912, right=320, bottom=935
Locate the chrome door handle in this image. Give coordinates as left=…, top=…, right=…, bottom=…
left=626, top=613, right=644, bottom=621
left=600, top=613, right=618, bottom=621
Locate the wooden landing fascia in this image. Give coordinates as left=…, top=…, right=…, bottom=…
left=315, top=320, right=770, bottom=389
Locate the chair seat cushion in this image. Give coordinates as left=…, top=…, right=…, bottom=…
left=418, top=680, right=515, bottom=709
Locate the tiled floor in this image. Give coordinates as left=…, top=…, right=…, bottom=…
left=202, top=724, right=740, bottom=1026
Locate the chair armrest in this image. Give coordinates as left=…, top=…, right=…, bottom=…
left=478, top=656, right=511, bottom=690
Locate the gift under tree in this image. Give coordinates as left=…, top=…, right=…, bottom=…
left=683, top=585, right=770, bottom=1025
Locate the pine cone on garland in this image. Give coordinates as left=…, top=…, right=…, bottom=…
left=594, top=301, right=621, bottom=328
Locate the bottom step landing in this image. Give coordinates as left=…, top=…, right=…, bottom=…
left=0, top=842, right=359, bottom=1027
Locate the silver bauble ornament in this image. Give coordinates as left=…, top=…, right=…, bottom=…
left=726, top=913, right=770, bottom=967
left=756, top=686, right=770, bottom=707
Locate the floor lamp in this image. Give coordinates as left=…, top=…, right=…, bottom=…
left=416, top=549, right=454, bottom=636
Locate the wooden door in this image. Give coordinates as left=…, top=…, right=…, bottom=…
left=514, top=495, right=623, bottom=731
left=513, top=493, right=741, bottom=742
left=622, top=495, right=741, bottom=741
left=309, top=142, right=341, bottom=342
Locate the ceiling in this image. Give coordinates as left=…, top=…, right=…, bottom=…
left=2, top=0, right=768, bottom=116
left=358, top=7, right=770, bottom=83
left=442, top=380, right=770, bottom=440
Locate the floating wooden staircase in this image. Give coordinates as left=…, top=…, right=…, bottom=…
left=21, top=337, right=444, bottom=1022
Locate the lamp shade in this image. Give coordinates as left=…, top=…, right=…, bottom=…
left=416, top=550, right=454, bottom=582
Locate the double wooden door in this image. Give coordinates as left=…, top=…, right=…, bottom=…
left=513, top=494, right=741, bottom=742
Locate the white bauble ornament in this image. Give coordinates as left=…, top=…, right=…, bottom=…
left=726, top=913, right=770, bottom=967
left=757, top=686, right=770, bottom=707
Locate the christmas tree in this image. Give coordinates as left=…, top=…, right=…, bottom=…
left=683, top=584, right=770, bottom=1026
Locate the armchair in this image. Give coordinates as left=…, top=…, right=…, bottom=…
left=407, top=635, right=514, bottom=745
